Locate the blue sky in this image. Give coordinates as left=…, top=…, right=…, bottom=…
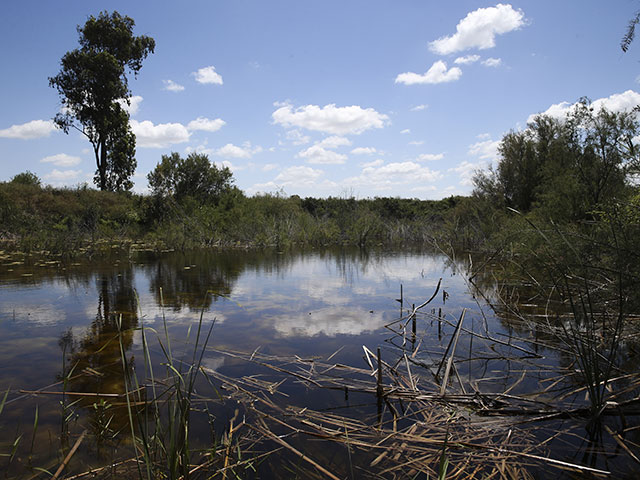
left=1, top=1, right=640, bottom=199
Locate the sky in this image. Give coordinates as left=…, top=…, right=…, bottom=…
left=2, top=1, right=640, bottom=199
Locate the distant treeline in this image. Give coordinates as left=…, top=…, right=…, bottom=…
left=0, top=173, right=473, bottom=253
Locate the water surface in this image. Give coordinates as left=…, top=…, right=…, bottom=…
left=0, top=247, right=636, bottom=478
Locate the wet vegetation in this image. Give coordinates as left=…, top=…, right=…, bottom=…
left=0, top=167, right=466, bottom=253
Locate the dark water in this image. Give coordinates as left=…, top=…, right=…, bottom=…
left=0, top=247, right=637, bottom=478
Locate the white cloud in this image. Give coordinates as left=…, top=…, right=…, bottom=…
left=411, top=104, right=429, bottom=111
left=482, top=57, right=502, bottom=67
left=395, top=61, right=462, bottom=85
left=272, top=103, right=389, bottom=135
left=351, top=147, right=377, bottom=155
left=297, top=136, right=351, bottom=164
left=409, top=140, right=424, bottom=146
left=400, top=129, right=411, bottom=134
left=454, top=55, right=481, bottom=65
left=361, top=159, right=384, bottom=168
left=346, top=161, right=442, bottom=191
left=468, top=139, right=500, bottom=161
left=417, top=153, right=444, bottom=161
left=272, top=306, right=385, bottom=337
left=187, top=117, right=225, bottom=132
left=219, top=160, right=242, bottom=171
left=185, top=144, right=214, bottom=156
left=298, top=145, right=347, bottom=165
left=214, top=142, right=262, bottom=159
left=429, top=4, right=525, bottom=55
left=163, top=79, right=185, bottom=92
left=285, top=129, right=311, bottom=145
left=0, top=119, right=57, bottom=139
left=591, top=90, right=640, bottom=112
left=249, top=167, right=338, bottom=196
left=117, top=95, right=143, bottom=116
left=527, top=102, right=572, bottom=123
left=193, top=66, right=223, bottom=85
left=450, top=160, right=486, bottom=186
left=275, top=166, right=324, bottom=185
left=527, top=90, right=640, bottom=124
left=43, top=169, right=84, bottom=185
left=317, top=136, right=352, bottom=149
left=41, top=153, right=82, bottom=167
left=130, top=119, right=190, bottom=148
left=262, top=163, right=278, bottom=172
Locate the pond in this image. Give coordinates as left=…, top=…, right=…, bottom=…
left=0, top=247, right=638, bottom=478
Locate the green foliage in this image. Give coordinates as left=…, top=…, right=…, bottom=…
left=49, top=11, right=154, bottom=191
left=474, top=100, right=639, bottom=224
left=10, top=171, right=41, bottom=187
left=622, top=9, right=640, bottom=52
left=148, top=152, right=237, bottom=207
left=0, top=175, right=468, bottom=252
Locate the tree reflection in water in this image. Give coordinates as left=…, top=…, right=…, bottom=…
left=58, top=270, right=138, bottom=452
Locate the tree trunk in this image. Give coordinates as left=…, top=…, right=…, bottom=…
left=98, top=139, right=108, bottom=191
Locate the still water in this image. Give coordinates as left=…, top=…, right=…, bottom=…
left=0, top=247, right=637, bottom=478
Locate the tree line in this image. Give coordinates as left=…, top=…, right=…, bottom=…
left=473, top=99, right=639, bottom=222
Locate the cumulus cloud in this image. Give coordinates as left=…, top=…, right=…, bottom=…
left=285, top=129, right=311, bottom=145
left=214, top=142, right=262, bottom=159
left=43, top=169, right=84, bottom=185
left=395, top=61, right=462, bottom=85
left=351, top=147, right=377, bottom=155
left=117, top=95, right=143, bottom=115
left=400, top=129, right=411, bottom=134
left=272, top=103, right=389, bottom=135
left=0, top=119, right=57, bottom=139
left=454, top=55, right=481, bottom=64
left=249, top=165, right=337, bottom=196
left=40, top=153, right=82, bottom=167
left=417, top=153, right=444, bottom=161
left=317, top=136, right=352, bottom=149
left=527, top=90, right=640, bottom=124
left=187, top=117, right=225, bottom=132
left=429, top=4, right=525, bottom=55
left=409, top=140, right=424, bottom=146
left=272, top=306, right=385, bottom=337
left=361, top=159, right=384, bottom=168
left=298, top=145, right=348, bottom=165
left=193, top=66, right=223, bottom=85
left=482, top=57, right=502, bottom=67
left=411, top=104, right=429, bottom=111
left=262, top=163, right=278, bottom=172
left=163, top=79, right=185, bottom=92
left=275, top=165, right=324, bottom=185
left=468, top=139, right=500, bottom=161
left=450, top=160, right=486, bottom=186
left=346, top=161, right=442, bottom=191
left=130, top=114, right=225, bottom=149
left=296, top=136, right=351, bottom=164
left=591, top=90, right=640, bottom=112
left=130, top=119, right=190, bottom=148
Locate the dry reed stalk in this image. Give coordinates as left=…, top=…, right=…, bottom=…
left=438, top=309, right=466, bottom=395
left=51, top=429, right=87, bottom=480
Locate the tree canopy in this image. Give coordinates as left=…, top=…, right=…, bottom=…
left=10, top=171, right=42, bottom=187
left=147, top=152, right=237, bottom=205
left=49, top=11, right=155, bottom=191
left=473, top=99, right=640, bottom=221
